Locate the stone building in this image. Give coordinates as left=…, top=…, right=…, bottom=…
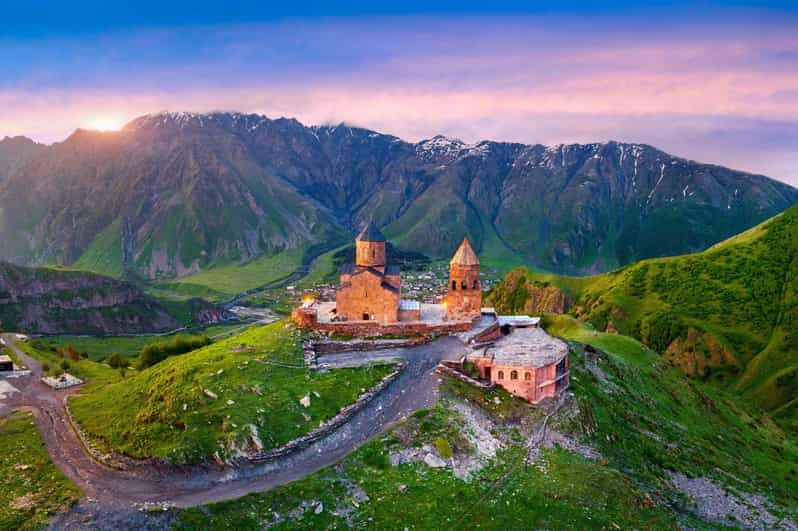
left=335, top=222, right=404, bottom=324
left=293, top=225, right=490, bottom=336
left=444, top=238, right=482, bottom=322
left=467, top=326, right=569, bottom=404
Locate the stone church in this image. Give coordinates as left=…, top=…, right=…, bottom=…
left=335, top=222, right=482, bottom=324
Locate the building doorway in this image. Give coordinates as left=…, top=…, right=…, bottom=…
left=362, top=313, right=370, bottom=321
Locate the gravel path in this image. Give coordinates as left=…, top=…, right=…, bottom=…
left=0, top=333, right=467, bottom=522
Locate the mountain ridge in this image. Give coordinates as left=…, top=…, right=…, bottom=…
left=1, top=112, right=796, bottom=280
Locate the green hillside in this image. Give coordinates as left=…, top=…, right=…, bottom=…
left=0, top=411, right=80, bottom=530
left=66, top=321, right=394, bottom=464
left=175, top=316, right=798, bottom=529
left=488, top=204, right=798, bottom=429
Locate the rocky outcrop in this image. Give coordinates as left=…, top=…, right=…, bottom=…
left=663, top=327, right=740, bottom=378
left=487, top=270, right=572, bottom=315
left=0, top=261, right=203, bottom=334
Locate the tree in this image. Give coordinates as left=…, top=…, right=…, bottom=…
left=59, top=359, right=70, bottom=373
left=107, top=353, right=123, bottom=369
left=41, top=362, right=50, bottom=373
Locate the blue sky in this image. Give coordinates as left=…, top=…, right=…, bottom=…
left=2, top=1, right=798, bottom=185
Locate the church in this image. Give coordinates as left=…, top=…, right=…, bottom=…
left=292, top=222, right=483, bottom=335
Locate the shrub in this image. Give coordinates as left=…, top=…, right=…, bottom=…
left=136, top=335, right=212, bottom=370
left=434, top=437, right=454, bottom=459
left=361, top=445, right=390, bottom=470
left=59, top=359, right=71, bottom=372
left=41, top=362, right=50, bottom=373
left=107, top=353, right=124, bottom=369
left=62, top=345, right=81, bottom=361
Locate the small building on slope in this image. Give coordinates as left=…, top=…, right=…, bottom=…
left=467, top=326, right=569, bottom=403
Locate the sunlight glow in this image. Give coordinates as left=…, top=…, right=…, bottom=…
left=86, top=116, right=125, bottom=132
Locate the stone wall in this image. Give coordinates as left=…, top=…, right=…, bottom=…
left=435, top=363, right=493, bottom=389
left=398, top=308, right=421, bottom=321
left=292, top=308, right=473, bottom=337
left=336, top=269, right=400, bottom=323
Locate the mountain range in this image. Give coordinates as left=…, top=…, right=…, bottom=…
left=1, top=112, right=796, bottom=281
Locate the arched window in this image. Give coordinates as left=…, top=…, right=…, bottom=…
left=524, top=372, right=532, bottom=381
left=473, top=279, right=479, bottom=289
left=461, top=280, right=467, bottom=290
left=510, top=370, right=518, bottom=380
left=497, top=370, right=504, bottom=380
left=451, top=280, right=457, bottom=290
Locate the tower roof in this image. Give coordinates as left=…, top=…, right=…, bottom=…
left=450, top=237, right=479, bottom=266
left=356, top=221, right=386, bottom=242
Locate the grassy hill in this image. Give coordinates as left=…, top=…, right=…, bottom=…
left=173, top=316, right=798, bottom=529
left=66, top=321, right=395, bottom=464
left=0, top=411, right=79, bottom=530
left=487, top=204, right=798, bottom=429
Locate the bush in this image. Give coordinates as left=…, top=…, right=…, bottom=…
left=59, top=359, right=71, bottom=372
left=107, top=353, right=124, bottom=369
left=136, top=335, right=212, bottom=370
left=41, top=362, right=50, bottom=373
left=62, top=345, right=81, bottom=361
left=434, top=437, right=454, bottom=459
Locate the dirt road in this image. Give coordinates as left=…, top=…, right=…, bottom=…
left=0, top=333, right=465, bottom=525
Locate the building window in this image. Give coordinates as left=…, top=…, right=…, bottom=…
left=510, top=370, right=518, bottom=380
left=473, top=279, right=479, bottom=289
left=461, top=280, right=467, bottom=290
left=497, top=370, right=504, bottom=380
left=452, top=280, right=457, bottom=291
left=524, top=372, right=532, bottom=381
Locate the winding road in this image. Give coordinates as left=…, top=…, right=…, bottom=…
left=0, top=332, right=466, bottom=523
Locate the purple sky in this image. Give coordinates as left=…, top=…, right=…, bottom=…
left=2, top=11, right=798, bottom=186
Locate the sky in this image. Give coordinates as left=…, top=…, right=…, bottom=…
left=2, top=1, right=798, bottom=186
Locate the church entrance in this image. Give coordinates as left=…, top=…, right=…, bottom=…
left=362, top=313, right=370, bottom=321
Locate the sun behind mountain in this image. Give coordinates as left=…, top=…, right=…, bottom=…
left=85, top=116, right=125, bottom=132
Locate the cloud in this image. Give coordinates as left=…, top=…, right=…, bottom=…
left=2, top=14, right=798, bottom=186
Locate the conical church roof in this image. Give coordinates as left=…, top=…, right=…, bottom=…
left=450, top=237, right=479, bottom=266
left=356, top=221, right=386, bottom=242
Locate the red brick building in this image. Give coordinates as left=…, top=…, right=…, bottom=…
left=335, top=222, right=405, bottom=323
left=468, top=326, right=569, bottom=404
left=444, top=238, right=482, bottom=322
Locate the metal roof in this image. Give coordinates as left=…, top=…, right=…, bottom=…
left=497, top=315, right=540, bottom=327
left=399, top=299, right=420, bottom=310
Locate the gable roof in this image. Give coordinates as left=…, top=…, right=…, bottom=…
left=450, top=237, right=479, bottom=266
left=356, top=221, right=386, bottom=242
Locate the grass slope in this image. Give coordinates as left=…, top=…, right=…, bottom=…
left=153, top=248, right=305, bottom=302
left=31, top=323, right=244, bottom=363
left=488, top=204, right=798, bottom=428
left=67, top=321, right=394, bottom=464
left=0, top=411, right=80, bottom=530
left=174, top=317, right=798, bottom=529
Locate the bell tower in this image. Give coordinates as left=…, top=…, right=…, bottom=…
left=445, top=237, right=481, bottom=321
left=355, top=221, right=387, bottom=270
